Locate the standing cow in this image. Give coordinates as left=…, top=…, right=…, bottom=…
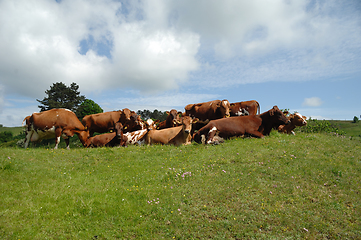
left=23, top=109, right=89, bottom=149
left=193, top=106, right=290, bottom=144
left=230, top=100, right=260, bottom=116
left=184, top=99, right=230, bottom=121
left=82, top=108, right=142, bottom=138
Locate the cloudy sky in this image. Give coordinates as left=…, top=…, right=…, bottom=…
left=0, top=0, right=360, bottom=127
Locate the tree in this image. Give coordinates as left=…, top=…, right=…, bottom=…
left=76, top=99, right=103, bottom=119
left=353, top=116, right=359, bottom=123
left=37, top=82, right=86, bottom=112
left=137, top=109, right=168, bottom=121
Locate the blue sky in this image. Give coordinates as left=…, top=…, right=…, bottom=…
left=0, top=0, right=360, bottom=127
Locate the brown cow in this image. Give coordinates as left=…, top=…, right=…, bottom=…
left=184, top=99, right=230, bottom=121
left=278, top=112, right=307, bottom=135
left=193, top=106, right=290, bottom=144
left=146, top=116, right=197, bottom=146
left=23, top=109, right=89, bottom=149
left=157, top=109, right=182, bottom=130
left=84, top=132, right=127, bottom=148
left=230, top=100, right=260, bottom=116
left=82, top=108, right=141, bottom=137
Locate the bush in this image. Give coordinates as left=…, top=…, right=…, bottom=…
left=296, top=118, right=345, bottom=135
left=0, top=131, right=13, bottom=143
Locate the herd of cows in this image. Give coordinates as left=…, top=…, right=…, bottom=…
left=22, top=100, right=307, bottom=149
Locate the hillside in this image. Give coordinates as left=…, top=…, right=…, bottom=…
left=1, top=132, right=360, bottom=239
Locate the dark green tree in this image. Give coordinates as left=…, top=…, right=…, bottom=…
left=76, top=99, right=103, bottom=119
left=353, top=116, right=359, bottom=123
left=137, top=109, right=168, bottom=121
left=37, top=82, right=86, bottom=112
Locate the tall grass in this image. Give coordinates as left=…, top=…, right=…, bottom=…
left=1, top=132, right=361, bottom=239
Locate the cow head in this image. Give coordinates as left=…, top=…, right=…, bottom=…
left=291, top=113, right=307, bottom=127
left=176, top=116, right=197, bottom=134
left=114, top=122, right=124, bottom=139
left=270, top=106, right=290, bottom=125
left=220, top=99, right=230, bottom=118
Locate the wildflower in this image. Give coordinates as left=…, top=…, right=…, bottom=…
left=270, top=191, right=272, bottom=194
left=303, top=228, right=308, bottom=232
left=8, top=157, right=11, bottom=160
left=222, top=170, right=226, bottom=173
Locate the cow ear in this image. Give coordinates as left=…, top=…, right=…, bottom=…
left=192, top=118, right=199, bottom=124
left=166, top=111, right=170, bottom=115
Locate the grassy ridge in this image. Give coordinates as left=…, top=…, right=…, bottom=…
left=1, top=132, right=361, bottom=239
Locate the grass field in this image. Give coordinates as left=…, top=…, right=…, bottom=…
left=330, top=120, right=361, bottom=138
left=1, top=132, right=361, bottom=239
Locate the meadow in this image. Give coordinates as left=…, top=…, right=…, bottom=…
left=1, top=131, right=361, bottom=239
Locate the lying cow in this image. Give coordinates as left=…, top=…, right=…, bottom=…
left=184, top=99, right=230, bottom=121
left=124, top=119, right=159, bottom=145
left=157, top=109, right=182, bottom=130
left=23, top=109, right=89, bottom=149
left=146, top=116, right=197, bottom=146
left=230, top=100, right=260, bottom=116
left=84, top=132, right=127, bottom=148
left=278, top=112, right=307, bottom=135
left=193, top=106, right=290, bottom=144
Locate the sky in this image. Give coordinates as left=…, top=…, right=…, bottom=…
left=0, top=0, right=360, bottom=127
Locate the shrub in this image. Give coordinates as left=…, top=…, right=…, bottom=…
left=296, top=118, right=345, bottom=135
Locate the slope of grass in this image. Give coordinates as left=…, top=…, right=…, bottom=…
left=1, top=132, right=361, bottom=239
left=330, top=120, right=361, bottom=137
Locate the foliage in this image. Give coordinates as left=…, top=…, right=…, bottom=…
left=0, top=131, right=13, bottom=143
left=353, top=116, right=359, bottom=123
left=37, top=82, right=86, bottom=112
left=295, top=118, right=345, bottom=135
left=76, top=99, right=103, bottom=119
left=1, top=133, right=361, bottom=239
left=137, top=109, right=168, bottom=121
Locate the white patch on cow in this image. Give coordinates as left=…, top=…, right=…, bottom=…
left=209, top=126, right=217, bottom=133
left=30, top=126, right=56, bottom=142
left=125, top=129, right=147, bottom=145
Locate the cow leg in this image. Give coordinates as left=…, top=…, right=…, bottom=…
left=24, top=131, right=33, bottom=148
left=247, top=130, right=264, bottom=138
left=54, top=128, right=63, bottom=149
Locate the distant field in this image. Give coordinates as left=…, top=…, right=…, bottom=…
left=0, top=126, right=24, bottom=136
left=329, top=120, right=361, bottom=137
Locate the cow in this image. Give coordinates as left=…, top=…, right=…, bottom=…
left=146, top=116, right=197, bottom=146
left=230, top=100, right=260, bottom=116
left=23, top=109, right=89, bottom=149
left=84, top=132, right=127, bottom=148
left=193, top=106, right=290, bottom=144
left=184, top=99, right=230, bottom=121
left=81, top=108, right=141, bottom=138
left=157, top=109, right=182, bottom=130
left=278, top=112, right=307, bottom=135
left=124, top=119, right=159, bottom=145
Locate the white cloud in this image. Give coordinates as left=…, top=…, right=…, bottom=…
left=0, top=0, right=200, bottom=99
left=303, top=97, right=323, bottom=107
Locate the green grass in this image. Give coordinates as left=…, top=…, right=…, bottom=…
left=0, top=126, right=24, bottom=136
left=330, top=120, right=361, bottom=138
left=1, top=132, right=361, bottom=239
